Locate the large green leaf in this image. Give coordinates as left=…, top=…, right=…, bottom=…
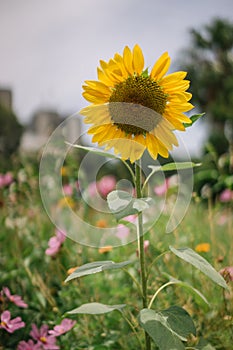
left=139, top=306, right=196, bottom=350
left=160, top=274, right=209, bottom=309
left=107, top=190, right=153, bottom=220
left=68, top=302, right=126, bottom=315
left=183, top=113, right=205, bottom=128
left=158, top=273, right=210, bottom=310
left=65, top=260, right=131, bottom=282
left=148, top=162, right=201, bottom=174
left=66, top=143, right=120, bottom=159
left=169, top=246, right=228, bottom=289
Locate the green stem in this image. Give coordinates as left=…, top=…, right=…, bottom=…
left=148, top=281, right=175, bottom=309
left=122, top=268, right=143, bottom=297
left=120, top=311, right=144, bottom=349
left=135, top=161, right=151, bottom=350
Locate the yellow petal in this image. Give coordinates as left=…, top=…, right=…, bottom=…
left=132, top=44, right=144, bottom=75
left=82, top=91, right=108, bottom=104
left=88, top=124, right=107, bottom=134
left=163, top=80, right=190, bottom=93
left=123, top=46, right=134, bottom=75
left=114, top=53, right=128, bottom=78
left=160, top=71, right=187, bottom=85
left=153, top=124, right=173, bottom=150
left=157, top=139, right=169, bottom=158
left=150, top=52, right=171, bottom=81
left=145, top=133, right=158, bottom=159
left=97, top=68, right=114, bottom=86
left=164, top=109, right=192, bottom=124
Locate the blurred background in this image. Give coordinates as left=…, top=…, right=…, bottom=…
left=0, top=0, right=233, bottom=197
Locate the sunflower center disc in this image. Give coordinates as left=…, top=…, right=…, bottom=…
left=109, top=76, right=167, bottom=135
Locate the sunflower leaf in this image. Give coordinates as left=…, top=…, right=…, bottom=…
left=65, top=143, right=120, bottom=160
left=138, top=306, right=196, bottom=349
left=147, top=162, right=201, bottom=184
left=107, top=190, right=153, bottom=220
left=68, top=302, right=126, bottom=315
left=183, top=113, right=205, bottom=128
left=162, top=274, right=209, bottom=309
left=65, top=260, right=132, bottom=282
left=169, top=246, right=228, bottom=289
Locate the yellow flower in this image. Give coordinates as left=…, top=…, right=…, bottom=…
left=195, top=243, right=210, bottom=253
left=95, top=219, right=108, bottom=228
left=58, top=196, right=75, bottom=209
left=80, top=44, right=193, bottom=163
left=60, top=166, right=68, bottom=177
left=98, top=246, right=113, bottom=254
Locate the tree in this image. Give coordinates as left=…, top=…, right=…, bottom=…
left=0, top=104, right=23, bottom=169
left=179, top=18, right=233, bottom=155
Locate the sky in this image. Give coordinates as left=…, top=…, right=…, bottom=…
left=1, top=0, right=233, bottom=156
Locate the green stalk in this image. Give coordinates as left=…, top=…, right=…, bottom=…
left=135, top=161, right=151, bottom=350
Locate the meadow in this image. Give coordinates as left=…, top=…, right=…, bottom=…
left=0, top=151, right=232, bottom=350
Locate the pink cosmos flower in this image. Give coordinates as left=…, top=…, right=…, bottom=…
left=3, top=286, right=28, bottom=308
left=63, top=184, right=73, bottom=196
left=87, top=181, right=98, bottom=197
left=97, top=175, right=116, bottom=198
left=136, top=240, right=150, bottom=257
left=18, top=339, right=42, bottom=350
left=219, top=189, right=233, bottom=203
left=116, top=224, right=130, bottom=241
left=154, top=175, right=178, bottom=196
left=0, top=310, right=25, bottom=333
left=0, top=172, right=13, bottom=188
left=115, top=215, right=137, bottom=242
left=48, top=318, right=76, bottom=337
left=45, top=229, right=66, bottom=256
left=30, top=324, right=59, bottom=350
left=154, top=178, right=169, bottom=196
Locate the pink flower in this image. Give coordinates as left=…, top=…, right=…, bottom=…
left=0, top=172, right=13, bottom=188
left=115, top=215, right=137, bottom=242
left=48, top=318, right=76, bottom=337
left=63, top=184, right=73, bottom=196
left=116, top=224, right=130, bottom=241
left=3, top=286, right=28, bottom=308
left=136, top=240, right=150, bottom=256
left=154, top=179, right=169, bottom=196
left=88, top=182, right=98, bottom=197
left=154, top=175, right=178, bottom=196
left=97, top=175, right=116, bottom=197
left=18, top=340, right=42, bottom=350
left=219, top=266, right=233, bottom=282
left=45, top=229, right=66, bottom=256
left=0, top=310, right=25, bottom=333
left=30, top=324, right=59, bottom=350
left=219, top=189, right=233, bottom=203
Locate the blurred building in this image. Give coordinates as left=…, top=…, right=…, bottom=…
left=20, top=109, right=81, bottom=152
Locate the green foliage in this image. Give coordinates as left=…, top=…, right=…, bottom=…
left=179, top=18, right=233, bottom=154
left=138, top=306, right=196, bottom=350
left=107, top=190, right=153, bottom=220
left=0, top=154, right=232, bottom=349
left=0, top=104, right=23, bottom=164
left=169, top=246, right=228, bottom=289
left=65, top=260, right=131, bottom=282
left=68, top=303, right=126, bottom=315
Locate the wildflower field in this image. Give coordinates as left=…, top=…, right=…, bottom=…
left=0, top=149, right=232, bottom=350
left=1, top=43, right=233, bottom=350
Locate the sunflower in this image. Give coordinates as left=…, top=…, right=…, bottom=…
left=80, top=44, right=193, bottom=163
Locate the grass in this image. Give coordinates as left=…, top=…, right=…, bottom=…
left=0, top=155, right=232, bottom=350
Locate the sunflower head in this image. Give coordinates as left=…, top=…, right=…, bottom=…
left=80, top=44, right=194, bottom=163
